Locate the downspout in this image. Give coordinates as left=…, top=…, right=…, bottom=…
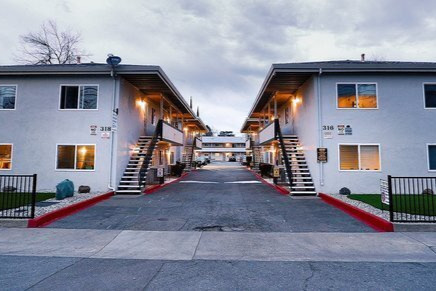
left=108, top=69, right=118, bottom=190
left=317, top=68, right=324, bottom=187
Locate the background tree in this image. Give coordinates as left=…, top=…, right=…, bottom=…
left=16, top=20, right=88, bottom=65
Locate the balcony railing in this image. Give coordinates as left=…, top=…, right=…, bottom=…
left=162, top=121, right=184, bottom=146
left=258, top=121, right=275, bottom=145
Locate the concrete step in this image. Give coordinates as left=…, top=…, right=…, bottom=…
left=291, top=191, right=317, bottom=196
left=293, top=181, right=314, bottom=184
left=116, top=190, right=142, bottom=195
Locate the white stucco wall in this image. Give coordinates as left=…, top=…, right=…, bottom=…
left=0, top=75, right=114, bottom=192
left=318, top=73, right=436, bottom=194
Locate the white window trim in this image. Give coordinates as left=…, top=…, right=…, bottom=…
left=423, top=83, right=436, bottom=110
left=338, top=143, right=382, bottom=172
left=55, top=143, right=96, bottom=172
left=336, top=82, right=379, bottom=110
left=0, top=143, right=13, bottom=171
left=58, top=84, right=99, bottom=111
left=0, top=84, right=18, bottom=111
left=427, top=143, right=436, bottom=172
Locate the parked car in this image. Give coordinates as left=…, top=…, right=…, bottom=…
left=228, top=157, right=236, bottom=162
left=196, top=157, right=207, bottom=166
left=205, top=158, right=211, bottom=164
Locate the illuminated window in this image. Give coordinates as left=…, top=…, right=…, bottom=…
left=424, top=84, right=436, bottom=108
left=339, top=144, right=380, bottom=171
left=337, top=83, right=377, bottom=109
left=0, top=144, right=12, bottom=169
left=57, top=145, right=95, bottom=170
left=60, top=85, right=98, bottom=109
left=428, top=145, right=436, bottom=171
left=0, top=85, right=17, bottom=110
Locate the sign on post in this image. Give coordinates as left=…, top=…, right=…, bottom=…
left=157, top=168, right=164, bottom=178
left=380, top=179, right=389, bottom=205
left=317, top=148, right=328, bottom=163
left=273, top=167, right=280, bottom=178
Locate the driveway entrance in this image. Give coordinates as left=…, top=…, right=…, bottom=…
left=49, top=162, right=373, bottom=232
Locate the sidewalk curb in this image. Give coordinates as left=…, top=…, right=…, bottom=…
left=318, top=193, right=394, bottom=232
left=247, top=168, right=290, bottom=195
left=144, top=172, right=190, bottom=195
left=27, top=191, right=115, bottom=228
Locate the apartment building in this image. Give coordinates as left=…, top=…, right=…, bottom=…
left=242, top=60, right=436, bottom=195
left=0, top=60, right=206, bottom=194
left=196, top=136, right=246, bottom=161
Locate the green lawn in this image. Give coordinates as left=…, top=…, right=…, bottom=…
left=348, top=194, right=436, bottom=216
left=0, top=192, right=55, bottom=211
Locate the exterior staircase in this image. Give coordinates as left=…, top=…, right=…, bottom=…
left=116, top=136, right=153, bottom=195
left=252, top=146, right=263, bottom=171
left=182, top=145, right=194, bottom=171
left=280, top=135, right=316, bottom=196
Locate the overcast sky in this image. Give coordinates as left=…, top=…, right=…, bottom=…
left=1, top=0, right=436, bottom=133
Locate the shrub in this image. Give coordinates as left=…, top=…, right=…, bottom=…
left=339, top=187, right=351, bottom=195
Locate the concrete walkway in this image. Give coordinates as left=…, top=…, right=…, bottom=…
left=1, top=228, right=436, bottom=262
left=48, top=163, right=374, bottom=232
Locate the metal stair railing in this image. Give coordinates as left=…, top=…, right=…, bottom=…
left=275, top=119, right=293, bottom=189
left=138, top=119, right=163, bottom=188
left=188, top=137, right=197, bottom=169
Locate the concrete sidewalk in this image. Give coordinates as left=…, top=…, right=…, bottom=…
left=1, top=228, right=436, bottom=262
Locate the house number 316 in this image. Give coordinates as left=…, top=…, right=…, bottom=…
left=322, top=125, right=334, bottom=130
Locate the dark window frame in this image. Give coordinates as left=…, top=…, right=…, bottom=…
left=59, top=85, right=98, bottom=110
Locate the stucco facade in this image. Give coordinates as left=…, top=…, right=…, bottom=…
left=0, top=64, right=206, bottom=193
left=242, top=61, right=436, bottom=194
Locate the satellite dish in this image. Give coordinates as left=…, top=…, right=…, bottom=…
left=106, top=54, right=122, bottom=66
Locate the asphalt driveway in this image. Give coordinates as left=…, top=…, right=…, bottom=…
left=48, top=162, right=374, bottom=232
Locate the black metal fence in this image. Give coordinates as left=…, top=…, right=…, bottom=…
left=0, top=174, right=37, bottom=219
left=388, top=176, right=436, bottom=223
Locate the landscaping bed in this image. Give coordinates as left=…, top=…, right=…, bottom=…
left=348, top=194, right=436, bottom=216
left=0, top=192, right=55, bottom=210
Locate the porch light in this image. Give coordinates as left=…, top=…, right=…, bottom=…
left=292, top=97, right=301, bottom=104
left=79, top=147, right=87, bottom=155
left=136, top=100, right=147, bottom=110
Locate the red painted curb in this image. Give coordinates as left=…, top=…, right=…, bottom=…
left=247, top=168, right=290, bottom=195
left=144, top=172, right=190, bottom=194
left=318, top=193, right=394, bottom=232
left=27, top=191, right=115, bottom=228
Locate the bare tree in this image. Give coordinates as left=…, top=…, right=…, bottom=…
left=16, top=20, right=87, bottom=65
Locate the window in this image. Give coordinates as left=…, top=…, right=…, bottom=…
left=170, top=151, right=175, bottom=164
left=428, top=144, right=436, bottom=171
left=285, top=107, right=289, bottom=124
left=151, top=108, right=156, bottom=125
left=339, top=144, right=380, bottom=171
left=57, top=145, right=95, bottom=170
left=337, top=83, right=377, bottom=109
left=0, top=144, right=12, bottom=169
left=424, top=84, right=436, bottom=108
left=60, top=85, right=98, bottom=109
left=0, top=85, right=17, bottom=110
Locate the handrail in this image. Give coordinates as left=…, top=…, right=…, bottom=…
left=275, top=119, right=293, bottom=189
left=138, top=119, right=163, bottom=187
left=258, top=120, right=274, bottom=135
left=162, top=120, right=184, bottom=133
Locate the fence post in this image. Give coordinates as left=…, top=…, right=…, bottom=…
left=387, top=175, right=393, bottom=222
left=31, top=174, right=37, bottom=218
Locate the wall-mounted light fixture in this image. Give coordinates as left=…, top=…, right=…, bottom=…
left=292, top=97, right=301, bottom=105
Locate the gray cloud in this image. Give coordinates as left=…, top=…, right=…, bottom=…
left=1, top=0, right=436, bottom=133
